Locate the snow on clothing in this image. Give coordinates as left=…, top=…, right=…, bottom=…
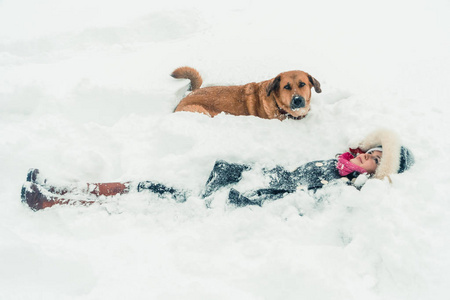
left=215, top=159, right=354, bottom=207
left=138, top=158, right=355, bottom=207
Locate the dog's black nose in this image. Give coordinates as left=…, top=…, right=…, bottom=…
left=290, top=95, right=305, bottom=110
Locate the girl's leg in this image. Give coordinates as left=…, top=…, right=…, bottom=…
left=22, top=169, right=186, bottom=211
left=137, top=181, right=186, bottom=203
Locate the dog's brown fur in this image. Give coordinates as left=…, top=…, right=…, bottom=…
left=171, top=66, right=321, bottom=120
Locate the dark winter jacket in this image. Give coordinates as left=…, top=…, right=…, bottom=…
left=201, top=159, right=354, bottom=207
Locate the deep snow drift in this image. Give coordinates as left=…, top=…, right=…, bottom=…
left=1, top=0, right=450, bottom=299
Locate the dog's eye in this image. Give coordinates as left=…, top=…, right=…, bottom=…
left=284, top=83, right=291, bottom=90
left=299, top=82, right=306, bottom=88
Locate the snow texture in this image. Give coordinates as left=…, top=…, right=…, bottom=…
left=1, top=0, right=450, bottom=299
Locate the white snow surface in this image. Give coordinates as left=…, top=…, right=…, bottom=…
left=1, top=0, right=450, bottom=299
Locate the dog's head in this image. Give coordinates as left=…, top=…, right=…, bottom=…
left=266, top=70, right=321, bottom=119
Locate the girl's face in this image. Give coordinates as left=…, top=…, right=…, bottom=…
left=350, top=150, right=382, bottom=174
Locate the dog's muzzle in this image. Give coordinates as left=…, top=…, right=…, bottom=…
left=290, top=95, right=305, bottom=110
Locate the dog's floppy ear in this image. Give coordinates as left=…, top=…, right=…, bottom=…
left=308, top=75, right=322, bottom=93
left=267, top=76, right=281, bottom=96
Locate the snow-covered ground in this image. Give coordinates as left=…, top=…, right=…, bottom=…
left=1, top=0, right=450, bottom=299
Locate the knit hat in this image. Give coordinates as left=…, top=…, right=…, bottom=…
left=353, top=129, right=415, bottom=179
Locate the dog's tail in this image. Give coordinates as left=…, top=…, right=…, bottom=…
left=171, top=66, right=203, bottom=91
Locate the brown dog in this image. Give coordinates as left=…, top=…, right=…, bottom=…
left=171, top=66, right=321, bottom=120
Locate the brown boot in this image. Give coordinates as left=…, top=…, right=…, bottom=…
left=21, top=182, right=95, bottom=211
left=26, top=168, right=130, bottom=197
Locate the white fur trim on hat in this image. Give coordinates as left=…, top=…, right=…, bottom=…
left=357, top=129, right=401, bottom=179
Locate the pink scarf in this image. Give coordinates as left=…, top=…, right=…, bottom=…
left=336, top=152, right=368, bottom=176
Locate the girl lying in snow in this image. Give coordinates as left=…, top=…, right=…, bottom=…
left=21, top=129, right=414, bottom=211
